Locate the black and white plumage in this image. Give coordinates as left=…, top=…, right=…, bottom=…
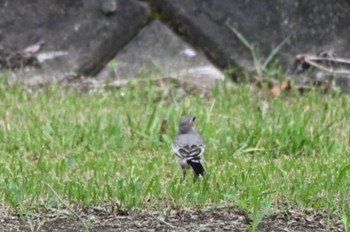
left=172, top=115, right=206, bottom=180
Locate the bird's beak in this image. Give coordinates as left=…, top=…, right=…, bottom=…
left=191, top=116, right=196, bottom=124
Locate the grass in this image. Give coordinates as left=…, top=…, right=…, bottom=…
left=0, top=77, right=350, bottom=228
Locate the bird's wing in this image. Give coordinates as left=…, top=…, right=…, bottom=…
left=172, top=134, right=205, bottom=162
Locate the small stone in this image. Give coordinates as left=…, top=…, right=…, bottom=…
left=100, top=0, right=118, bottom=15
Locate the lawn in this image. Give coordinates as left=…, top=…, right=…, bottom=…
left=0, top=77, right=349, bottom=229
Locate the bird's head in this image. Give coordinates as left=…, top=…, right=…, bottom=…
left=178, top=115, right=196, bottom=133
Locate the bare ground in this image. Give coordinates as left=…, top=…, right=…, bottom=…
left=0, top=207, right=345, bottom=232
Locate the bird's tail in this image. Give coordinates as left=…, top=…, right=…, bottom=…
left=187, top=160, right=205, bottom=179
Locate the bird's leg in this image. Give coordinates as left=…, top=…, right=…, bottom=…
left=182, top=169, right=187, bottom=182
left=193, top=173, right=199, bottom=182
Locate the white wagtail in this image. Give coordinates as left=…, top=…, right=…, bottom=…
left=172, top=115, right=206, bottom=180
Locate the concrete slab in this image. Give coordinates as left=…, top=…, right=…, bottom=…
left=97, top=20, right=224, bottom=85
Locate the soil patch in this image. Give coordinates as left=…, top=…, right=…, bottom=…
left=0, top=207, right=344, bottom=232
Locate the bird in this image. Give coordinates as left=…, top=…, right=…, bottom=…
left=172, top=115, right=206, bottom=181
